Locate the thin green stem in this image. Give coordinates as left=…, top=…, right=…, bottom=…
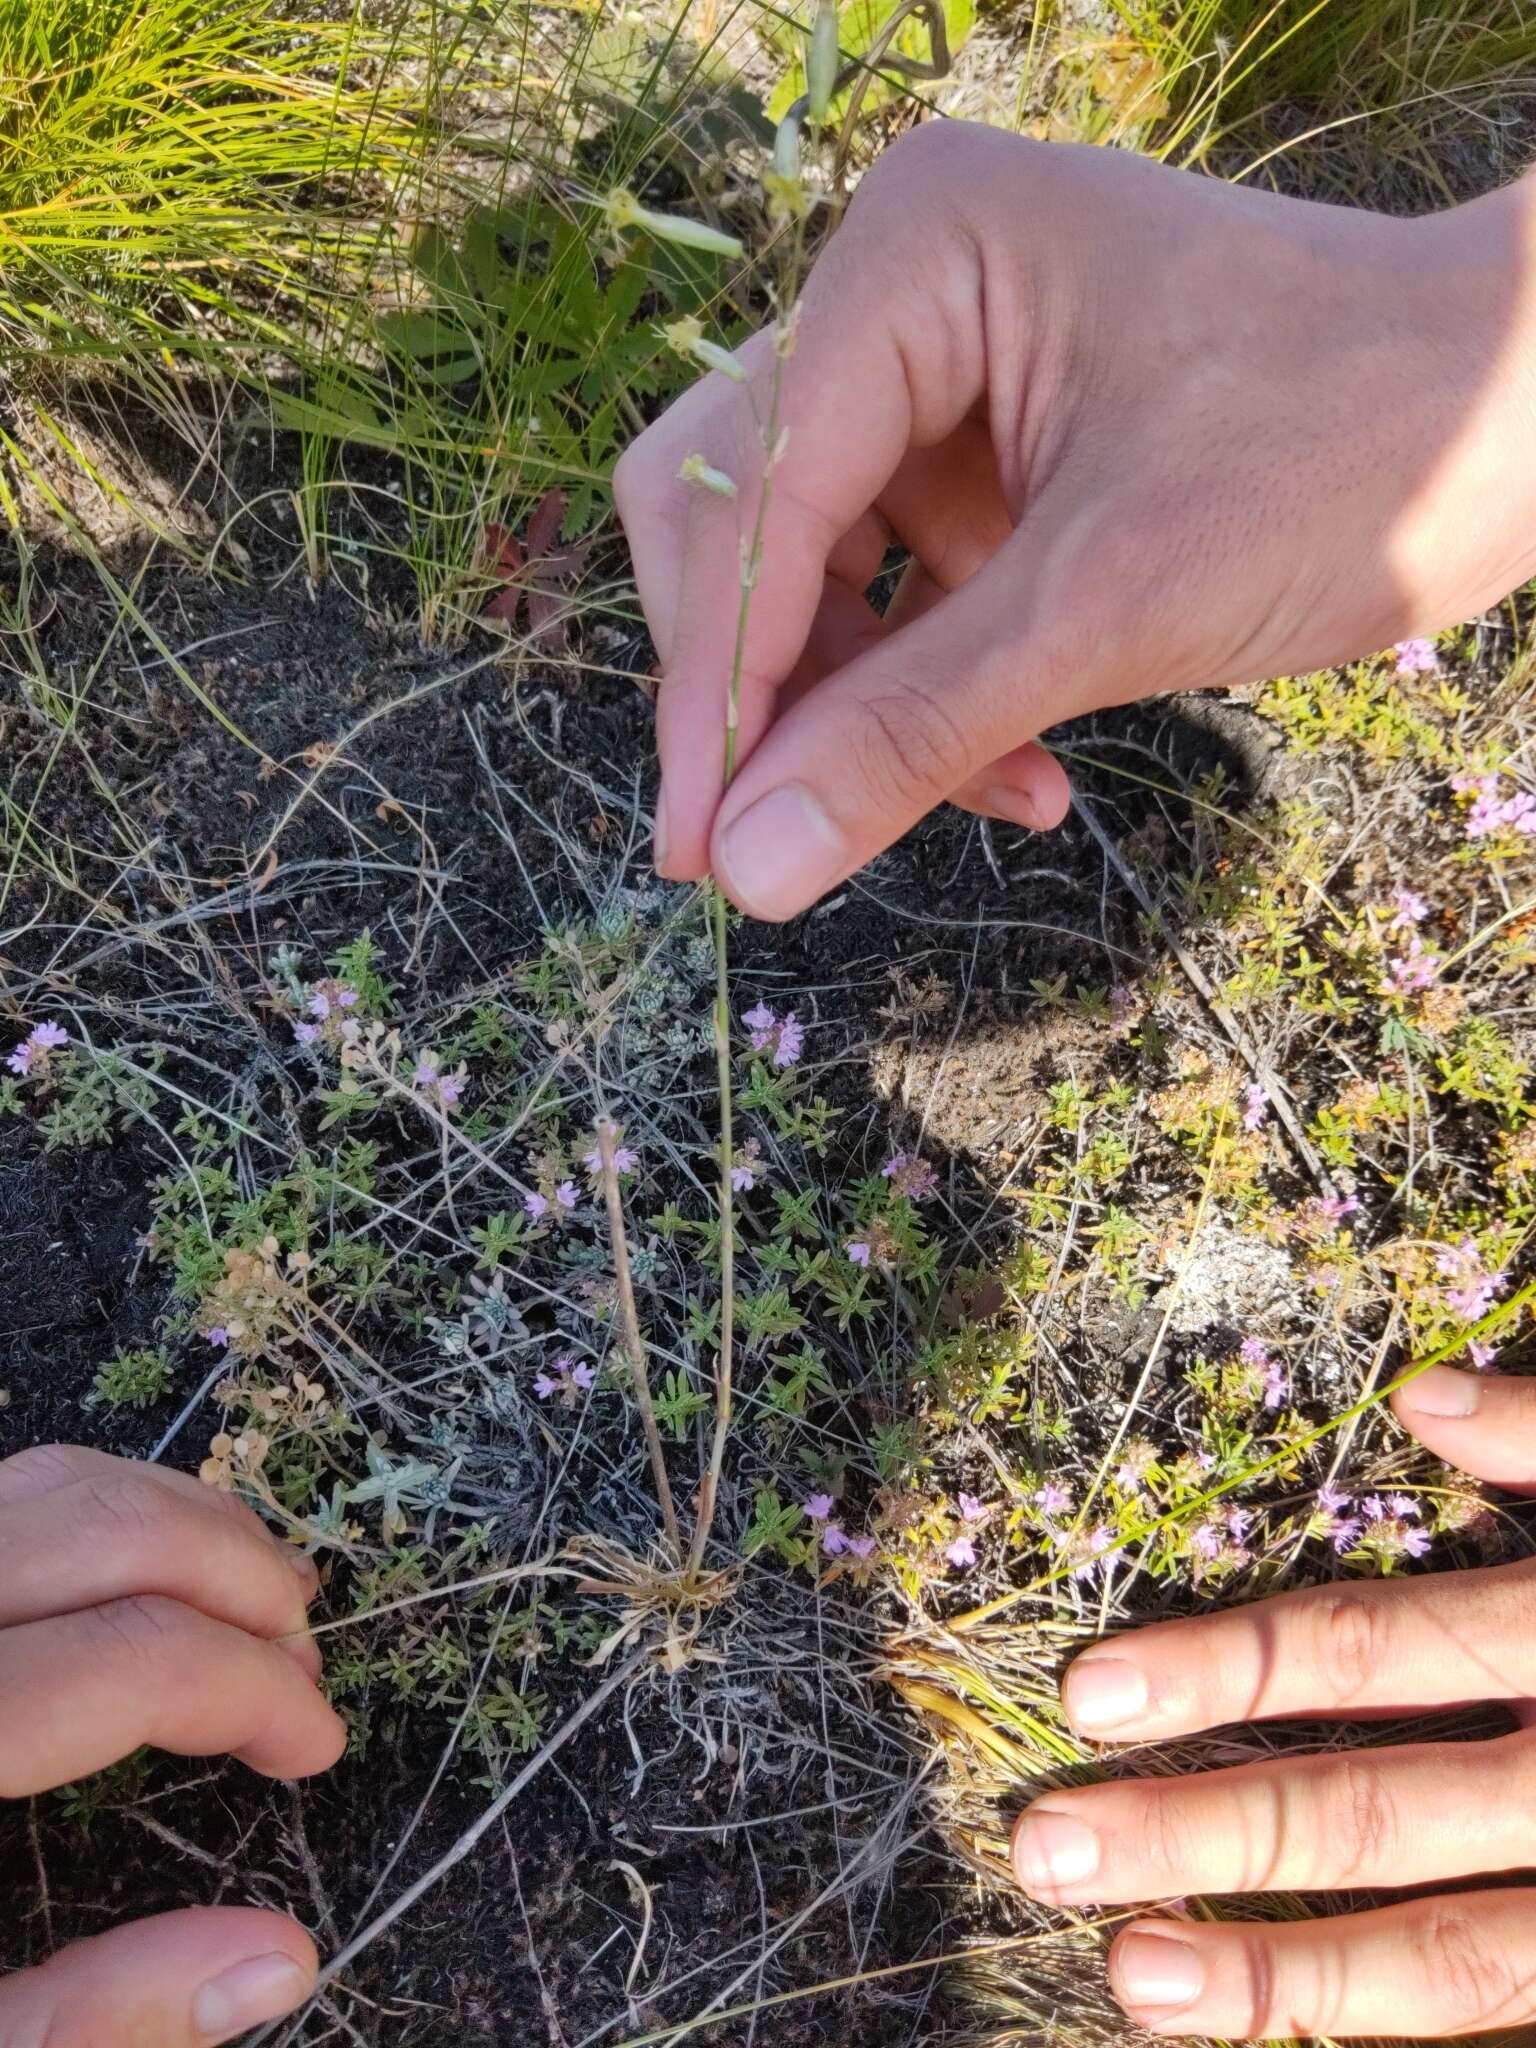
left=687, top=263, right=799, bottom=1580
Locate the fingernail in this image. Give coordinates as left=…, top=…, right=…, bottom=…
left=194, top=1953, right=311, bottom=2039
left=1013, top=1807, right=1099, bottom=1892
left=283, top=1542, right=320, bottom=1581
left=1115, top=1928, right=1204, bottom=2010
left=1063, top=1656, right=1148, bottom=1732
left=653, top=786, right=671, bottom=872
left=716, top=784, right=846, bottom=920
left=984, top=783, right=1043, bottom=830
left=1398, top=1364, right=1481, bottom=1417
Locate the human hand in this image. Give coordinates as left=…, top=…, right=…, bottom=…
left=617, top=124, right=1536, bottom=919
left=1010, top=1364, right=1536, bottom=2039
left=0, top=1444, right=345, bottom=2046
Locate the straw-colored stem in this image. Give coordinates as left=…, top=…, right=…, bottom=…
left=687, top=279, right=797, bottom=1579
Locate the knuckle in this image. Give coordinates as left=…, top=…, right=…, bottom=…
left=0, top=1444, right=86, bottom=1501
left=1226, top=1928, right=1286, bottom=2039
left=1309, top=1591, right=1391, bottom=1705
left=1326, top=1756, right=1397, bottom=1878
left=80, top=1472, right=179, bottom=1551
left=1131, top=1789, right=1200, bottom=1887
left=860, top=117, right=1003, bottom=206
left=82, top=1593, right=191, bottom=1670
left=856, top=686, right=965, bottom=815
left=1423, top=1906, right=1525, bottom=2028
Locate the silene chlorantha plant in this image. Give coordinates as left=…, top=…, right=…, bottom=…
left=589, top=7, right=843, bottom=1604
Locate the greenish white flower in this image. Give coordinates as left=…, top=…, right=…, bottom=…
left=679, top=454, right=737, bottom=498
left=603, top=188, right=743, bottom=259
left=659, top=316, right=748, bottom=383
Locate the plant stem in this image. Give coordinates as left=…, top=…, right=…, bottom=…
left=598, top=1119, right=683, bottom=1562
left=687, top=294, right=796, bottom=1579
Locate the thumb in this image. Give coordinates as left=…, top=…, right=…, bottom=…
left=1392, top=1365, right=1536, bottom=1490
left=1, top=1907, right=318, bottom=2047
left=709, top=539, right=1078, bottom=920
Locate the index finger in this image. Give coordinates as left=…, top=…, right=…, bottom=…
left=613, top=124, right=995, bottom=880
left=1060, top=1561, right=1536, bottom=1739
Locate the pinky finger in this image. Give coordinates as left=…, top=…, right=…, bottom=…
left=1109, top=1891, right=1536, bottom=2040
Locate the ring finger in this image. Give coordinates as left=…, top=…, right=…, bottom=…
left=1014, top=1728, right=1533, bottom=1905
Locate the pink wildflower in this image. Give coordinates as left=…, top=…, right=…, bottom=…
left=1317, top=1482, right=1351, bottom=1514
left=1393, top=637, right=1440, bottom=677
left=1402, top=1525, right=1433, bottom=1558
left=413, top=1053, right=464, bottom=1111
left=1386, top=1493, right=1419, bottom=1519
left=1242, top=1083, right=1269, bottom=1132
left=1033, top=1481, right=1072, bottom=1517
left=294, top=1020, right=321, bottom=1045
left=1263, top=1363, right=1288, bottom=1410
left=822, top=1523, right=850, bottom=1557
left=207, top=1326, right=231, bottom=1349
left=583, top=1128, right=638, bottom=1178
left=1390, top=890, right=1429, bottom=930
left=554, top=1180, right=579, bottom=1210
left=1239, top=1337, right=1270, bottom=1368
left=534, top=1356, right=594, bottom=1404
left=881, top=1152, right=938, bottom=1200
left=1435, top=1239, right=1506, bottom=1322
left=846, top=1240, right=871, bottom=1268
left=8, top=1020, right=69, bottom=1073
left=524, top=1190, right=549, bottom=1219
left=1069, top=1527, right=1114, bottom=1580
left=1331, top=1517, right=1362, bottom=1553
left=844, top=1533, right=877, bottom=1561
left=803, top=1493, right=836, bottom=1522
left=944, top=1534, right=977, bottom=1569
left=730, top=1138, right=762, bottom=1193
left=1463, top=773, right=1536, bottom=841
left=743, top=1001, right=805, bottom=1068
left=1383, top=935, right=1439, bottom=995
left=1468, top=1341, right=1498, bottom=1369
left=957, top=1493, right=986, bottom=1523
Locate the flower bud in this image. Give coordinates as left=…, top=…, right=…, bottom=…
left=773, top=115, right=802, bottom=186
left=806, top=0, right=839, bottom=125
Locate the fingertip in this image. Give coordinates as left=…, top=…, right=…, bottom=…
left=969, top=741, right=1071, bottom=832
left=193, top=1940, right=316, bottom=2041
left=1392, top=1362, right=1482, bottom=1421
left=1060, top=1652, right=1150, bottom=1735
left=1022, top=744, right=1072, bottom=830
left=1108, top=1921, right=1205, bottom=2030
left=1391, top=1364, right=1536, bottom=1489
left=713, top=782, right=848, bottom=922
